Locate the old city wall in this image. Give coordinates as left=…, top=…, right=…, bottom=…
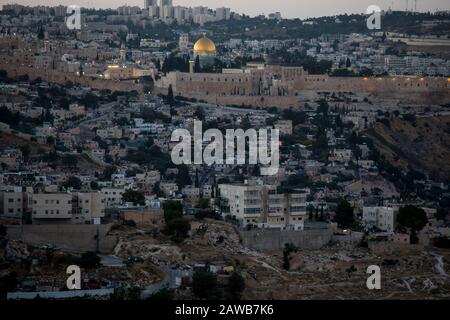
left=295, top=75, right=450, bottom=104
left=0, top=63, right=143, bottom=94
left=7, top=223, right=118, bottom=254
left=157, top=71, right=450, bottom=107
left=240, top=228, right=333, bottom=251
left=171, top=71, right=255, bottom=96
left=156, top=71, right=302, bottom=108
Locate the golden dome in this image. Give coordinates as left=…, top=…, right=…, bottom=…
left=193, top=34, right=216, bottom=55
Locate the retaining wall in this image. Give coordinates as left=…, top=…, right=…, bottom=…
left=240, top=228, right=333, bottom=251
left=7, top=223, right=118, bottom=254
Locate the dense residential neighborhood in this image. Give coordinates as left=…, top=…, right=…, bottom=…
left=0, top=2, right=449, bottom=302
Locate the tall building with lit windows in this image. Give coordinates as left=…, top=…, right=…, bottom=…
left=219, top=182, right=307, bottom=230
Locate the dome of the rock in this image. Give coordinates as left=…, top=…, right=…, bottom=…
left=193, top=34, right=216, bottom=55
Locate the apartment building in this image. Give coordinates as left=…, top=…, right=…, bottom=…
left=136, top=171, right=161, bottom=188
left=274, top=120, right=293, bottom=136
left=72, top=192, right=105, bottom=224
left=101, top=188, right=125, bottom=207
left=159, top=182, right=178, bottom=197
left=0, top=186, right=32, bottom=220
left=31, top=192, right=105, bottom=224
left=329, top=149, right=353, bottom=163
left=32, top=193, right=73, bottom=223
left=96, top=127, right=123, bottom=140
left=362, top=206, right=396, bottom=233
left=182, top=185, right=200, bottom=203
left=219, top=182, right=307, bottom=230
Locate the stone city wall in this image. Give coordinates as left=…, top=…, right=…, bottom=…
left=0, top=63, right=144, bottom=94
left=295, top=75, right=450, bottom=104
left=156, top=71, right=450, bottom=107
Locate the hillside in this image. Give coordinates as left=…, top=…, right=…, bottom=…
left=365, top=115, right=450, bottom=180
left=0, top=131, right=105, bottom=173
left=0, top=131, right=49, bottom=153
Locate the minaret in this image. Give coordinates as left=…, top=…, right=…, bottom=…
left=43, top=31, right=49, bottom=52
left=189, top=59, right=195, bottom=73
left=119, top=43, right=126, bottom=63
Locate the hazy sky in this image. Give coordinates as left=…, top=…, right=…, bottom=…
left=1, top=0, right=449, bottom=19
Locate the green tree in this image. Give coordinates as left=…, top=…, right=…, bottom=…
left=335, top=200, right=354, bottom=229
left=396, top=205, right=428, bottom=244
left=176, top=164, right=191, bottom=189
left=101, top=165, right=117, bottom=180
left=152, top=182, right=164, bottom=198
left=90, top=181, right=100, bottom=190
left=61, top=155, right=78, bottom=169
left=0, top=224, right=6, bottom=238
left=122, top=189, right=145, bottom=205
left=63, top=176, right=82, bottom=190
left=346, top=57, right=351, bottom=68
left=0, top=272, right=18, bottom=300
left=167, top=84, right=175, bottom=106
left=37, top=26, right=45, bottom=40
left=194, top=106, right=205, bottom=121
left=163, top=200, right=183, bottom=222
left=192, top=270, right=219, bottom=299
left=81, top=92, right=99, bottom=109
left=20, top=145, right=30, bottom=162
left=227, top=272, right=245, bottom=300
left=319, top=206, right=325, bottom=221
left=163, top=218, right=190, bottom=243
left=147, top=288, right=174, bottom=300
left=80, top=252, right=100, bottom=269
left=46, top=136, right=55, bottom=145
left=307, top=205, right=314, bottom=221
left=282, top=243, right=297, bottom=270
left=196, top=198, right=210, bottom=210
left=194, top=55, right=201, bottom=73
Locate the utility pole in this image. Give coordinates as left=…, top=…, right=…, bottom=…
left=95, top=226, right=100, bottom=253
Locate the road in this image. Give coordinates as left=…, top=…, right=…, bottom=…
left=99, top=255, right=124, bottom=267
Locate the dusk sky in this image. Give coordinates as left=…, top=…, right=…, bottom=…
left=1, top=0, right=450, bottom=18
